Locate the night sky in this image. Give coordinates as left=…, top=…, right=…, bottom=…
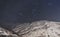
left=0, top=0, right=32, bottom=23
left=0, top=0, right=60, bottom=29
left=32, top=0, right=60, bottom=22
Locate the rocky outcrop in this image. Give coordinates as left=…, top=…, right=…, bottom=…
left=0, top=27, right=19, bottom=37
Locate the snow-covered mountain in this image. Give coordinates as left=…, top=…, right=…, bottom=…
left=1, top=20, right=60, bottom=37
left=13, top=20, right=60, bottom=37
